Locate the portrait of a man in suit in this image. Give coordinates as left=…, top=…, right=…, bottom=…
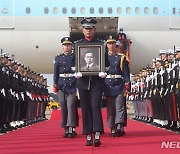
left=81, top=51, right=100, bottom=72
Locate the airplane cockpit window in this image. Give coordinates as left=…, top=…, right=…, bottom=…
left=44, top=7, right=49, bottom=14
left=135, top=7, right=140, bottom=14
left=80, top=7, right=85, bottom=14
left=117, top=7, right=122, bottom=14
left=90, top=7, right=94, bottom=14
left=108, top=7, right=113, bottom=14
left=71, top=7, right=76, bottom=14
left=126, top=7, right=131, bottom=14
left=144, top=7, right=149, bottom=14
left=26, top=7, right=31, bottom=14
left=62, top=7, right=67, bottom=14
left=53, top=7, right=58, bottom=14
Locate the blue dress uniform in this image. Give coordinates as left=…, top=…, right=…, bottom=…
left=104, top=35, right=130, bottom=136
left=53, top=37, right=77, bottom=138
left=75, top=18, right=110, bottom=147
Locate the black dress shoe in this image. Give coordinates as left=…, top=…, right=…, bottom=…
left=63, top=132, right=69, bottom=138
left=94, top=139, right=101, bottom=147
left=111, top=132, right=116, bottom=137
left=73, top=131, right=77, bottom=136
left=68, top=133, right=74, bottom=138
left=116, top=129, right=126, bottom=137
left=86, top=139, right=93, bottom=146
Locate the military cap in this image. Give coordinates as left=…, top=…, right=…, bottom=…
left=106, top=35, right=116, bottom=44
left=176, top=46, right=180, bottom=53
left=159, top=49, right=168, bottom=55
left=141, top=68, right=147, bottom=72
left=81, top=18, right=97, bottom=28
left=168, top=49, right=175, bottom=55
left=61, top=37, right=73, bottom=45
left=1, top=53, right=8, bottom=58
left=119, top=28, right=124, bottom=34
left=152, top=58, right=156, bottom=62
left=8, top=56, right=13, bottom=61
left=155, top=57, right=162, bottom=62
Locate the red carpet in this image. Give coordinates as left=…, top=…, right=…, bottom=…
left=0, top=109, right=180, bottom=154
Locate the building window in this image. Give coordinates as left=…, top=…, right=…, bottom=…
left=80, top=7, right=86, bottom=14
left=62, top=7, right=67, bottom=14
left=108, top=7, right=112, bottom=14
left=135, top=7, right=140, bottom=14
left=44, top=7, right=49, bottom=14
left=90, top=7, right=94, bottom=14
left=26, top=7, right=31, bottom=14
left=144, top=7, right=149, bottom=14
left=53, top=7, right=58, bottom=14
left=117, top=7, right=122, bottom=14
left=99, top=7, right=103, bottom=14
left=71, top=7, right=76, bottom=14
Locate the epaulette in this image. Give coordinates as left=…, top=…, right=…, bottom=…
left=117, top=53, right=125, bottom=57
left=97, top=39, right=103, bottom=42
left=54, top=54, right=61, bottom=60
left=74, top=39, right=82, bottom=43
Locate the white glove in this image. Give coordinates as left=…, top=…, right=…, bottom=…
left=98, top=72, right=107, bottom=78
left=74, top=72, right=82, bottom=78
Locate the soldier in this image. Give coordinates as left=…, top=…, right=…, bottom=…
left=104, top=35, right=130, bottom=137
left=168, top=49, right=175, bottom=63
left=53, top=37, right=78, bottom=138
left=159, top=49, right=169, bottom=68
left=74, top=18, right=109, bottom=147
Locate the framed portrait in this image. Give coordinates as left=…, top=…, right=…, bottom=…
left=75, top=42, right=105, bottom=75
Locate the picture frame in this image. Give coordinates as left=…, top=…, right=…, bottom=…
left=75, top=42, right=105, bottom=75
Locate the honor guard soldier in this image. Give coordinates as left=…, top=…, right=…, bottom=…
left=104, top=35, right=130, bottom=137
left=53, top=37, right=78, bottom=138
left=74, top=18, right=110, bottom=147
left=159, top=49, right=169, bottom=68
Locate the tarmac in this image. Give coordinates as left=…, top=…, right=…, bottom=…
left=45, top=101, right=135, bottom=120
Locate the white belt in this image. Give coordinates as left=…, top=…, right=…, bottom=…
left=106, top=74, right=123, bottom=79
left=59, top=73, right=74, bottom=77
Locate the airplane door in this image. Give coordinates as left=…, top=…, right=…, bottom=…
left=0, top=0, right=14, bottom=29
left=169, top=0, right=180, bottom=29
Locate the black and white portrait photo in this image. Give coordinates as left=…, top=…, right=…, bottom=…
left=80, top=48, right=100, bottom=72
left=75, top=42, right=105, bottom=75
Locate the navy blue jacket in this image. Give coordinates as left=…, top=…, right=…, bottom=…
left=53, top=52, right=76, bottom=94
left=104, top=53, right=130, bottom=96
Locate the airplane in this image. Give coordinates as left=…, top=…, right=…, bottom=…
left=0, top=0, right=180, bottom=80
